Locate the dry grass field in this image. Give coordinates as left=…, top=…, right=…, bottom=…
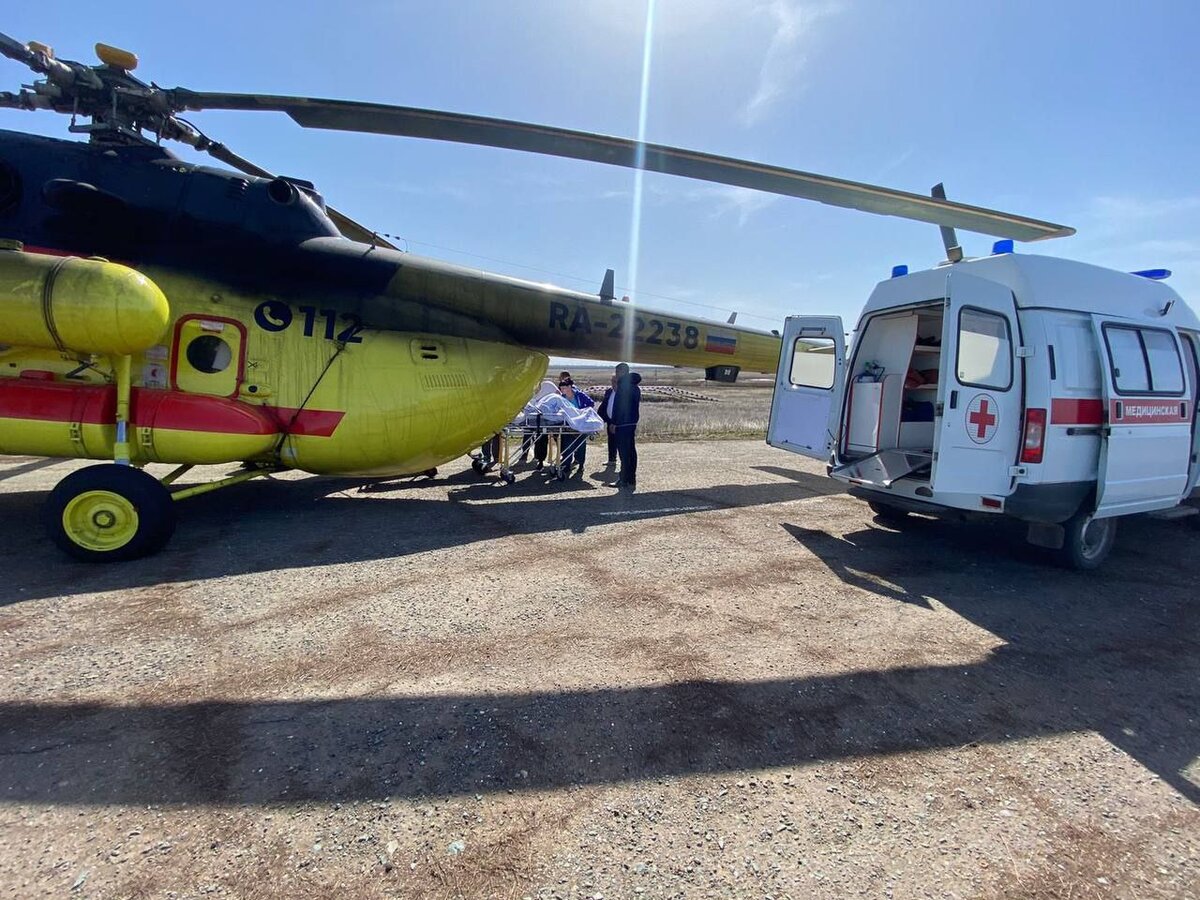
left=569, top=366, right=776, bottom=441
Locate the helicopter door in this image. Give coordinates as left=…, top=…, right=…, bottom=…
left=767, top=316, right=846, bottom=460
left=170, top=315, right=247, bottom=398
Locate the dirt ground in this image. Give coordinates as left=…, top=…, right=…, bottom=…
left=0, top=443, right=1196, bottom=899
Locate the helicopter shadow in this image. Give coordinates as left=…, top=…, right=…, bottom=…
left=0, top=511, right=1194, bottom=805
left=0, top=457, right=62, bottom=483
left=0, top=466, right=1194, bottom=806
left=0, top=466, right=839, bottom=605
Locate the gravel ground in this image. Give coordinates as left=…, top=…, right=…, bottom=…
left=0, top=443, right=1196, bottom=899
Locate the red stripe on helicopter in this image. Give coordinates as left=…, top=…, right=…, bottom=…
left=0, top=381, right=344, bottom=437
left=20, top=245, right=77, bottom=258
left=260, top=407, right=346, bottom=437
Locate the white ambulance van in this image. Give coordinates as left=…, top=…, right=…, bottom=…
left=767, top=244, right=1200, bottom=569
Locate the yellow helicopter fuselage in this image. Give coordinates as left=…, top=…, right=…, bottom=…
left=0, top=247, right=549, bottom=477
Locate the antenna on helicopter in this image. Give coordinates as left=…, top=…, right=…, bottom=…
left=931, top=183, right=964, bottom=263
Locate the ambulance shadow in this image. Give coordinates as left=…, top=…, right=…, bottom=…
left=782, top=514, right=1200, bottom=802
left=778, top=515, right=1029, bottom=607
left=0, top=468, right=837, bottom=605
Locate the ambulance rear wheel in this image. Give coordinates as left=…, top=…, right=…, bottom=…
left=868, top=501, right=909, bottom=526
left=1058, top=509, right=1116, bottom=571
left=45, top=464, right=176, bottom=563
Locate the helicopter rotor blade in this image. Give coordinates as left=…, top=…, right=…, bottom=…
left=171, top=90, right=1074, bottom=242
left=0, top=31, right=91, bottom=89
left=0, top=31, right=42, bottom=69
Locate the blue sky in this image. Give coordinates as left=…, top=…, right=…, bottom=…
left=4, top=2, right=1199, bottom=352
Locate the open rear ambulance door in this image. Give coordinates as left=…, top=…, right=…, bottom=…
left=931, top=272, right=1023, bottom=497
left=1182, top=331, right=1200, bottom=497
left=767, top=316, right=845, bottom=461
left=1090, top=318, right=1193, bottom=517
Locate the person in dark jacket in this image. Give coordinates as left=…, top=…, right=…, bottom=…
left=610, top=363, right=641, bottom=490
left=596, top=374, right=618, bottom=468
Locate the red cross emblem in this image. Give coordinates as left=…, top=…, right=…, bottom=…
left=966, top=393, right=999, bottom=444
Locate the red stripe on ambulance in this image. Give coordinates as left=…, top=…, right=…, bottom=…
left=1109, top=399, right=1192, bottom=425
left=1049, top=398, right=1103, bottom=425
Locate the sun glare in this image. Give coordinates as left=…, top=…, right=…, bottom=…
left=624, top=0, right=657, bottom=365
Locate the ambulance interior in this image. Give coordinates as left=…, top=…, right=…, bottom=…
left=835, top=305, right=946, bottom=488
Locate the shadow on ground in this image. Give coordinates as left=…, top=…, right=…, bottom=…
left=0, top=467, right=843, bottom=605
left=1, top=484, right=1195, bottom=805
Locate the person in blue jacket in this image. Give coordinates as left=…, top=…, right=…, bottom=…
left=557, top=377, right=594, bottom=477
left=610, top=363, right=641, bottom=490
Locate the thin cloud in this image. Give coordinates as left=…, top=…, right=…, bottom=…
left=1088, top=195, right=1200, bottom=221
left=646, top=183, right=781, bottom=227
left=876, top=145, right=915, bottom=180
left=371, top=180, right=473, bottom=202
left=740, top=1, right=841, bottom=128
left=1067, top=194, right=1200, bottom=300
left=693, top=184, right=782, bottom=227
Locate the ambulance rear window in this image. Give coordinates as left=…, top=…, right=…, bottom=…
left=789, top=338, right=836, bottom=389
left=956, top=308, right=1012, bottom=390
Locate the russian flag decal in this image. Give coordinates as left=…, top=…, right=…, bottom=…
left=705, top=331, right=738, bottom=355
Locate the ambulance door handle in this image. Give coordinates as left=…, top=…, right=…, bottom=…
left=949, top=390, right=958, bottom=410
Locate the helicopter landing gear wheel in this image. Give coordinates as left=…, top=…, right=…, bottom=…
left=1056, top=508, right=1117, bottom=571
left=45, top=464, right=176, bottom=562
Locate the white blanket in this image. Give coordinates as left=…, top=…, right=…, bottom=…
left=513, top=388, right=605, bottom=433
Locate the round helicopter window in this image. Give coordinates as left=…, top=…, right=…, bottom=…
left=186, top=334, right=233, bottom=374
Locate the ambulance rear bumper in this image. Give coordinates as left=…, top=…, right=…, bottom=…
left=848, top=480, right=1092, bottom=524
left=1004, top=481, right=1092, bottom=524
left=846, top=488, right=967, bottom=519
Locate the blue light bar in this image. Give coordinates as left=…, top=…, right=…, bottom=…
left=991, top=239, right=1014, bottom=255
left=891, top=265, right=908, bottom=278
left=1131, top=268, right=1171, bottom=280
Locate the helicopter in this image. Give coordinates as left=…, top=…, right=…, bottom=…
left=0, top=33, right=1073, bottom=562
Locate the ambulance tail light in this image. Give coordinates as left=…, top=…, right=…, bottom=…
left=1021, top=408, right=1046, bottom=464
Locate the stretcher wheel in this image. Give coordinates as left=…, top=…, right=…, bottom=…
left=471, top=458, right=485, bottom=474
left=501, top=470, right=516, bottom=485
left=45, top=464, right=176, bottom=562
left=555, top=465, right=567, bottom=481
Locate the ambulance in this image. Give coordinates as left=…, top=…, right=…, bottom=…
left=766, top=242, right=1200, bottom=569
